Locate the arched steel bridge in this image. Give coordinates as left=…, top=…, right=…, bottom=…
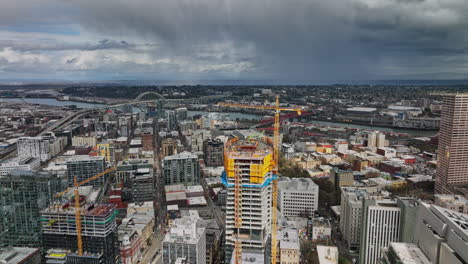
left=107, top=92, right=232, bottom=108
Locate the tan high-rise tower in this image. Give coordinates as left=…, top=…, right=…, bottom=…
left=435, top=93, right=468, bottom=193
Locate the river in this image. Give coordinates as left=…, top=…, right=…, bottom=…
left=0, top=98, right=438, bottom=137
left=0, top=98, right=106, bottom=108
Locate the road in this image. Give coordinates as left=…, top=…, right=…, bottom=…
left=140, top=232, right=164, bottom=264
left=200, top=177, right=225, bottom=229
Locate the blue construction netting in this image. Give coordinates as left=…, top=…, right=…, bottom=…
left=221, top=171, right=277, bottom=188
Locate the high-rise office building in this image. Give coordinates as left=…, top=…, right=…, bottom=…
left=359, top=197, right=418, bottom=264
left=359, top=199, right=402, bottom=264
left=340, top=187, right=374, bottom=251
left=41, top=203, right=120, bottom=264
left=278, top=177, right=319, bottom=218
left=203, top=138, right=224, bottom=167
left=163, top=151, right=200, bottom=186
left=0, top=171, right=64, bottom=247
left=66, top=155, right=106, bottom=187
left=223, top=138, right=273, bottom=261
left=166, top=110, right=177, bottom=131
left=435, top=93, right=468, bottom=193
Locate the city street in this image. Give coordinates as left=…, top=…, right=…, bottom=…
left=140, top=232, right=164, bottom=264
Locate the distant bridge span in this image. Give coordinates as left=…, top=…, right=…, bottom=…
left=134, top=92, right=165, bottom=101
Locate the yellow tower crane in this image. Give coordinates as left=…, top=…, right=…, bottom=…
left=218, top=96, right=302, bottom=264
left=53, top=167, right=116, bottom=256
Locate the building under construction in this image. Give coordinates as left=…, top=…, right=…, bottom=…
left=223, top=137, right=274, bottom=263
left=40, top=201, right=120, bottom=264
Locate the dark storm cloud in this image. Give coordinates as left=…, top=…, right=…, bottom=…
left=71, top=0, right=468, bottom=80
left=2, top=0, right=468, bottom=80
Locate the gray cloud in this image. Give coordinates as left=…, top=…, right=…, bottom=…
left=0, top=39, right=136, bottom=52
left=71, top=0, right=468, bottom=81
left=2, top=0, right=468, bottom=81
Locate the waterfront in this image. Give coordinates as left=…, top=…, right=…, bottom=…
left=0, top=98, right=105, bottom=108
left=187, top=110, right=264, bottom=121
left=0, top=98, right=438, bottom=137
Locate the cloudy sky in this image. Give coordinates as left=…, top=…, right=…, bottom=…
left=1, top=0, right=468, bottom=82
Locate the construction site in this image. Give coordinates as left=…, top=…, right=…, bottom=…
left=219, top=96, right=302, bottom=264
left=223, top=137, right=275, bottom=263
left=40, top=201, right=119, bottom=264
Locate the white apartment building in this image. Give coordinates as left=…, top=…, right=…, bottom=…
left=0, top=157, right=40, bottom=176
left=359, top=199, right=401, bottom=264
left=17, top=135, right=67, bottom=162
left=17, top=137, right=51, bottom=162
left=162, top=214, right=206, bottom=264
left=278, top=177, right=319, bottom=218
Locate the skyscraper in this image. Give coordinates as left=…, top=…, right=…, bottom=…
left=0, top=171, right=64, bottom=247
left=223, top=138, right=273, bottom=262
left=166, top=110, right=177, bottom=131
left=435, top=93, right=468, bottom=194
left=359, top=199, right=401, bottom=264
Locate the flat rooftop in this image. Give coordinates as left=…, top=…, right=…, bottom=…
left=386, top=243, right=431, bottom=264
left=0, top=247, right=40, bottom=264
left=317, top=245, right=338, bottom=264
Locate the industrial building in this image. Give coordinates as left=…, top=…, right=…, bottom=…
left=277, top=177, right=319, bottom=218
left=0, top=171, right=64, bottom=247
left=223, top=138, right=273, bottom=261
left=40, top=203, right=120, bottom=264
left=163, top=151, right=200, bottom=186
